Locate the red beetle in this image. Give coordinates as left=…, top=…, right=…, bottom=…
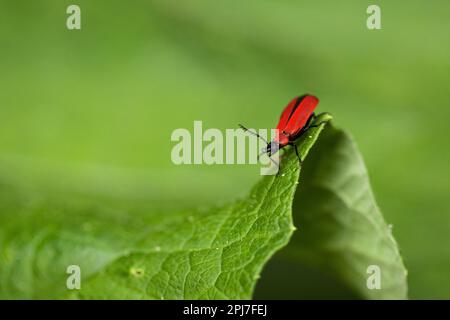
left=240, top=94, right=326, bottom=165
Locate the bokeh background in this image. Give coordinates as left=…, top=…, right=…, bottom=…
left=0, top=0, right=449, bottom=299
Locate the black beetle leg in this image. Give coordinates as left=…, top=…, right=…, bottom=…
left=289, top=143, right=303, bottom=166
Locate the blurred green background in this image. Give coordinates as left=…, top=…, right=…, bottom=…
left=0, top=0, right=449, bottom=299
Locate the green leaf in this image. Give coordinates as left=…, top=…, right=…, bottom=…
left=0, top=114, right=328, bottom=299
left=255, top=125, right=408, bottom=299
left=0, top=114, right=407, bottom=299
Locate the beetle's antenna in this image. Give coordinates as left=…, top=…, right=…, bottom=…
left=238, top=124, right=269, bottom=144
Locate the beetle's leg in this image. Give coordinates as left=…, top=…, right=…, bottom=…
left=239, top=124, right=269, bottom=144
left=302, top=113, right=331, bottom=133
left=305, top=112, right=331, bottom=131
left=304, top=121, right=328, bottom=131
left=287, top=113, right=331, bottom=168
left=289, top=143, right=303, bottom=166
